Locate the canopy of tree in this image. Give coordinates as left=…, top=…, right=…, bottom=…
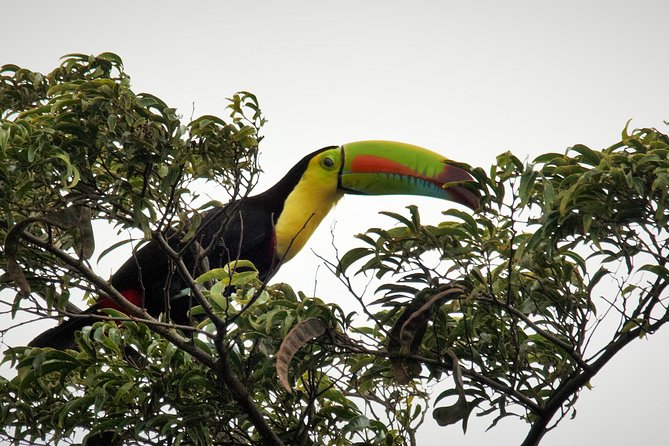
left=1, top=54, right=667, bottom=446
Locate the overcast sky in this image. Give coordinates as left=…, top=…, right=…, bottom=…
left=2, top=1, right=668, bottom=444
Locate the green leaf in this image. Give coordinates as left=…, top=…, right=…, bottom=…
left=570, top=144, right=601, bottom=166
left=342, top=415, right=371, bottom=434
left=638, top=264, right=669, bottom=280
left=336, top=247, right=371, bottom=275
left=518, top=166, right=538, bottom=207
left=533, top=152, right=564, bottom=164
left=442, top=209, right=477, bottom=235
left=194, top=260, right=257, bottom=284
left=98, top=238, right=139, bottom=263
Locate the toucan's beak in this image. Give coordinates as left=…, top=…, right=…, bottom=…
left=338, top=141, right=479, bottom=210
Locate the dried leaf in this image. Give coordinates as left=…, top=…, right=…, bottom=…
left=77, top=206, right=95, bottom=259
left=399, top=287, right=461, bottom=357
left=276, top=318, right=327, bottom=392
left=433, top=351, right=473, bottom=432
left=389, top=286, right=462, bottom=383
left=4, top=217, right=40, bottom=295
left=6, top=257, right=30, bottom=296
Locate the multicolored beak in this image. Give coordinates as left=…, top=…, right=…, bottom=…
left=338, top=141, right=479, bottom=210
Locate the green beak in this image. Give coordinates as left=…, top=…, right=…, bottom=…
left=338, top=141, right=479, bottom=210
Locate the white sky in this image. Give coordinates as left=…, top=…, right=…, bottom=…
left=1, top=1, right=668, bottom=444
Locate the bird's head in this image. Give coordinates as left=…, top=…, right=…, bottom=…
left=265, top=140, right=479, bottom=264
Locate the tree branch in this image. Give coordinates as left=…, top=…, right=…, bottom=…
left=216, top=344, right=285, bottom=446
left=521, top=279, right=669, bottom=446
left=19, top=230, right=217, bottom=368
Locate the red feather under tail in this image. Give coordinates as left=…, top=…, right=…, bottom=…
left=28, top=288, right=143, bottom=349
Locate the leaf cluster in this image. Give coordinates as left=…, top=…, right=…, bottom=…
left=1, top=54, right=427, bottom=446
left=1, top=273, right=422, bottom=445
left=337, top=125, right=669, bottom=439
left=2, top=54, right=668, bottom=446
left=0, top=53, right=263, bottom=311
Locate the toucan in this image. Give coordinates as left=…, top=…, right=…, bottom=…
left=28, top=141, right=478, bottom=349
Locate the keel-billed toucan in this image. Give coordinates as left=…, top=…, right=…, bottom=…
left=29, top=141, right=478, bottom=349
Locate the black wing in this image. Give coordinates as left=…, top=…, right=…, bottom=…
left=109, top=200, right=277, bottom=320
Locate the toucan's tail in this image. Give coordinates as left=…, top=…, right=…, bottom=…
left=28, top=315, right=97, bottom=350
left=29, top=288, right=143, bottom=350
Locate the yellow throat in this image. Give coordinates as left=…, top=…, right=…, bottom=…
left=273, top=153, right=344, bottom=262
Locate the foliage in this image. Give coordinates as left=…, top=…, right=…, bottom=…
left=2, top=280, right=412, bottom=445
left=0, top=52, right=263, bottom=303
left=1, top=54, right=668, bottom=446
left=336, top=124, right=669, bottom=444
left=0, top=53, right=422, bottom=446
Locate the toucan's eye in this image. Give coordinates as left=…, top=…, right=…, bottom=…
left=322, top=156, right=336, bottom=169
